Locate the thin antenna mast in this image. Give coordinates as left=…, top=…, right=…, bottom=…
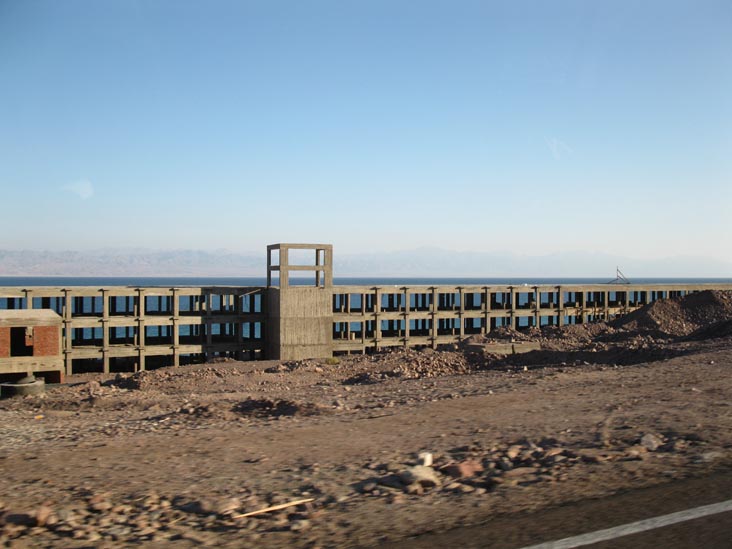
left=607, top=267, right=630, bottom=284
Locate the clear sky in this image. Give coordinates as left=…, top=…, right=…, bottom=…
left=1, top=1, right=730, bottom=265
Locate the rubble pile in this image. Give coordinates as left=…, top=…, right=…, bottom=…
left=687, top=319, right=732, bottom=341
left=356, top=430, right=710, bottom=500
left=613, top=290, right=732, bottom=337
left=0, top=489, right=323, bottom=545
left=3, top=428, right=710, bottom=546
left=344, top=349, right=475, bottom=384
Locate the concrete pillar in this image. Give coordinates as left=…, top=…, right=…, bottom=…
left=266, top=248, right=272, bottom=287
left=557, top=286, right=565, bottom=326
left=234, top=290, right=244, bottom=361
left=430, top=287, right=437, bottom=349
left=403, top=289, right=410, bottom=345
left=315, top=248, right=321, bottom=287
left=205, top=293, right=213, bottom=361
left=102, top=289, right=109, bottom=373
left=63, top=289, right=72, bottom=375
left=374, top=288, right=381, bottom=350
left=579, top=291, right=586, bottom=324
left=323, top=247, right=333, bottom=287
left=458, top=288, right=465, bottom=339
left=280, top=248, right=289, bottom=289
left=137, top=289, right=145, bottom=371
left=172, top=289, right=180, bottom=366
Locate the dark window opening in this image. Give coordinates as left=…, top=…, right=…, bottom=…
left=10, top=327, right=33, bottom=356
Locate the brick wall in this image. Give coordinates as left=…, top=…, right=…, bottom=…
left=0, top=327, right=9, bottom=358
left=32, top=325, right=60, bottom=357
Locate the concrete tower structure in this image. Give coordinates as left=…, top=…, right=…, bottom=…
left=265, top=244, right=334, bottom=360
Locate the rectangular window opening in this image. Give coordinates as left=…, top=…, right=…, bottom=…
left=10, top=326, right=34, bottom=356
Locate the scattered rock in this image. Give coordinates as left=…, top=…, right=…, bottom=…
left=290, top=519, right=311, bottom=532
left=180, top=529, right=216, bottom=545
left=502, top=467, right=536, bottom=478
left=213, top=497, right=241, bottom=515
left=2, top=513, right=36, bottom=527
left=625, top=445, right=648, bottom=459
left=640, top=433, right=664, bottom=452
left=377, top=474, right=405, bottom=491
left=576, top=448, right=614, bottom=463
left=543, top=447, right=566, bottom=458
left=404, top=483, right=424, bottom=496
left=443, top=459, right=484, bottom=480
left=178, top=499, right=216, bottom=515
left=697, top=451, right=725, bottom=463
left=506, top=445, right=523, bottom=460
left=385, top=462, right=403, bottom=473
left=33, top=505, right=53, bottom=527
left=399, top=465, right=442, bottom=488
left=359, top=482, right=378, bottom=494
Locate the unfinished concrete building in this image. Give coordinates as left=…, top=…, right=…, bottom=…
left=0, top=310, right=64, bottom=383
left=1, top=243, right=731, bottom=376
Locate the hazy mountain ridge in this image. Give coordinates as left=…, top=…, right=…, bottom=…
left=0, top=250, right=263, bottom=276
left=336, top=248, right=732, bottom=278
left=0, top=248, right=730, bottom=278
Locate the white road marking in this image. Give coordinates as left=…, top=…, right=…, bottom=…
left=520, top=499, right=732, bottom=549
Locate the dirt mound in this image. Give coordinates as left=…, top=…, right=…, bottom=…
left=463, top=323, right=618, bottom=353
left=265, top=360, right=328, bottom=374
left=342, top=349, right=476, bottom=384
left=232, top=398, right=325, bottom=418
left=145, top=403, right=238, bottom=425
left=463, top=327, right=533, bottom=344
left=612, top=290, right=732, bottom=337
left=112, top=372, right=150, bottom=391
left=686, top=319, right=732, bottom=341
left=344, top=370, right=404, bottom=385
left=109, top=366, right=242, bottom=392
left=541, top=322, right=610, bottom=342
left=173, top=403, right=221, bottom=419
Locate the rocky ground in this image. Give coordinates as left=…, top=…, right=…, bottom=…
left=0, top=291, right=731, bottom=548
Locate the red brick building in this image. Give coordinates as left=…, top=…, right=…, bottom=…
left=0, top=310, right=63, bottom=383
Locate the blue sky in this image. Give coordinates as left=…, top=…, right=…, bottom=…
left=1, top=0, right=730, bottom=266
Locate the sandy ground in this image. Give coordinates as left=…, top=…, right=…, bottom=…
left=0, top=291, right=731, bottom=548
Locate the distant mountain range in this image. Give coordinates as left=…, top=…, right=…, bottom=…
left=0, top=249, right=262, bottom=277
left=0, top=248, right=730, bottom=278
left=337, top=248, right=732, bottom=278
